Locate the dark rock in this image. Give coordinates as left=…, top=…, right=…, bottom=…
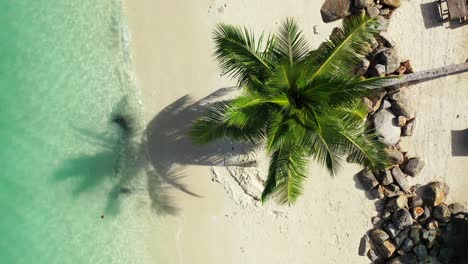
left=354, top=0, right=368, bottom=8
left=377, top=240, right=396, bottom=259
left=419, top=256, right=442, bottom=264
left=385, top=148, right=404, bottom=164
left=404, top=157, right=425, bottom=177
left=377, top=170, right=393, bottom=186
left=421, top=206, right=431, bottom=221
left=401, top=119, right=415, bottom=136
left=408, top=196, right=424, bottom=208
left=384, top=184, right=402, bottom=198
left=448, top=202, right=467, bottom=215
left=359, top=235, right=371, bottom=256
left=372, top=216, right=384, bottom=226
left=401, top=238, right=415, bottom=252
left=421, top=182, right=449, bottom=206
left=438, top=247, right=454, bottom=264
left=320, top=0, right=352, bottom=23
left=394, top=229, right=409, bottom=247
left=371, top=185, right=385, bottom=199
left=357, top=169, right=379, bottom=191
left=422, top=229, right=438, bottom=248
left=391, top=166, right=411, bottom=193
left=390, top=89, right=416, bottom=119
left=386, top=195, right=408, bottom=211
left=409, top=227, right=421, bottom=244
left=413, top=244, right=428, bottom=259
left=367, top=248, right=379, bottom=261
left=388, top=253, right=418, bottom=264
left=433, top=204, right=451, bottom=223
left=369, top=228, right=390, bottom=245
left=382, top=210, right=392, bottom=220
left=382, top=0, right=401, bottom=8
left=370, top=63, right=386, bottom=77
left=383, top=222, right=400, bottom=238
left=375, top=48, right=400, bottom=74
left=393, top=209, right=413, bottom=229
left=429, top=243, right=440, bottom=258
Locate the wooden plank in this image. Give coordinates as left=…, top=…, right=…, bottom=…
left=447, top=0, right=467, bottom=19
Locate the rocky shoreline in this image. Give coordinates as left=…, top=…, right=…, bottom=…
left=330, top=1, right=468, bottom=263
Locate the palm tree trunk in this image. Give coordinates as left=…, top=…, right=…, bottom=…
left=384, top=61, right=468, bottom=89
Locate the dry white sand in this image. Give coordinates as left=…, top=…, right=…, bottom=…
left=123, top=0, right=468, bottom=263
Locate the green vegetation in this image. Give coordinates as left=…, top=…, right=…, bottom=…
left=191, top=15, right=393, bottom=205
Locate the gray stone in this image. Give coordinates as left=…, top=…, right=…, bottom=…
left=397, top=116, right=407, bottom=127
left=390, top=89, right=416, bottom=119
left=391, top=166, right=410, bottom=193
left=320, top=0, right=352, bottom=23
left=367, top=6, right=380, bottom=17
left=380, top=48, right=400, bottom=74
left=381, top=99, right=392, bottom=109
left=401, top=238, right=415, bottom=252
left=448, top=202, right=466, bottom=215
left=371, top=185, right=385, bottom=199
left=369, top=228, right=390, bottom=245
left=433, top=204, right=451, bottom=223
left=382, top=210, right=392, bottom=220
left=380, top=8, right=390, bottom=15
left=402, top=119, right=415, bottom=136
left=375, top=16, right=390, bottom=31
left=384, top=148, right=404, bottom=164
left=419, top=256, right=442, bottom=264
left=404, top=157, right=425, bottom=177
left=382, top=0, right=401, bottom=8
left=422, top=182, right=449, bottom=206
left=378, top=32, right=397, bottom=48
left=371, top=63, right=386, bottom=77
left=409, top=227, right=421, bottom=244
left=388, top=253, right=418, bottom=264
left=384, top=184, right=402, bottom=198
left=421, top=206, right=431, bottom=221
left=356, top=59, right=371, bottom=76
left=412, top=244, right=428, bottom=259
left=373, top=109, right=401, bottom=146
left=393, top=209, right=413, bottom=229
left=408, top=196, right=423, bottom=208
left=357, top=169, right=379, bottom=191
left=386, top=195, right=408, bottom=211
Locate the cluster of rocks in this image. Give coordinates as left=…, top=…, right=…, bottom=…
left=321, top=0, right=401, bottom=23
left=359, top=179, right=468, bottom=263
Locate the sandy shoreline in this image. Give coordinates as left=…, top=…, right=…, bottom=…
left=123, top=0, right=467, bottom=263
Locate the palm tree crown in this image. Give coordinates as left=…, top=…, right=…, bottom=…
left=191, top=15, right=392, bottom=205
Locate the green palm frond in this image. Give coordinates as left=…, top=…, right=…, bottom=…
left=307, top=15, right=381, bottom=81
left=261, top=145, right=309, bottom=204
left=213, top=24, right=274, bottom=87
left=273, top=18, right=310, bottom=65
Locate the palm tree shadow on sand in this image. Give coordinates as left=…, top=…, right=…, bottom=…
left=142, top=86, right=258, bottom=208
left=52, top=89, right=256, bottom=217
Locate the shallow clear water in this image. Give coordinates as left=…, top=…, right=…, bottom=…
left=0, top=1, right=148, bottom=263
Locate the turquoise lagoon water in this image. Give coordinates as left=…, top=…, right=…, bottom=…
left=0, top=1, right=149, bottom=263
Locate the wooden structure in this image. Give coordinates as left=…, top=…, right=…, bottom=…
left=438, top=0, right=468, bottom=23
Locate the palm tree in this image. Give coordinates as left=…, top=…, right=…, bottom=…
left=190, top=15, right=394, bottom=205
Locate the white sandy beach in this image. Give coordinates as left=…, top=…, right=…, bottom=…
left=123, top=0, right=467, bottom=263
